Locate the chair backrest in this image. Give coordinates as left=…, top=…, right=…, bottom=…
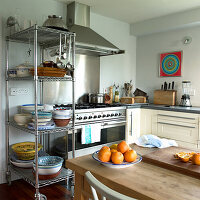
left=85, top=171, right=137, bottom=200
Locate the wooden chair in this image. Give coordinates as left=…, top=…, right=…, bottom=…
left=85, top=171, right=137, bottom=200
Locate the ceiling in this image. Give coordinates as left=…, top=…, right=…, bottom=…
left=57, top=0, right=200, bottom=24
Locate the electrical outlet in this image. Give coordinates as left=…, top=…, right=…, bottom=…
left=10, top=88, right=29, bottom=96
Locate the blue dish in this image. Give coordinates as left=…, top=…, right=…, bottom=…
left=34, top=156, right=64, bottom=167
left=92, top=151, right=142, bottom=168
left=28, top=122, right=55, bottom=130
left=31, top=111, right=52, bottom=118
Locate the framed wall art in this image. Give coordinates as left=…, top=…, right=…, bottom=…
left=159, top=51, right=182, bottom=77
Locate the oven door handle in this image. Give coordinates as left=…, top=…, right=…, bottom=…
left=102, top=120, right=126, bottom=128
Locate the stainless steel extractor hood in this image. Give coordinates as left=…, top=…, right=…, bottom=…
left=67, top=2, right=125, bottom=56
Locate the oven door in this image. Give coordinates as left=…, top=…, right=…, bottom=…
left=75, top=119, right=126, bottom=150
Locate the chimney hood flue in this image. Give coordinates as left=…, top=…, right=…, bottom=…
left=67, top=2, right=125, bottom=56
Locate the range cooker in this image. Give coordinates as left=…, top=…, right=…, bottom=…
left=53, top=103, right=126, bottom=158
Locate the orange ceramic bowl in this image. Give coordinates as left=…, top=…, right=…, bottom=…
left=53, top=118, right=70, bottom=127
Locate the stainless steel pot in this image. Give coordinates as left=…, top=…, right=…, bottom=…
left=89, top=93, right=104, bottom=104
left=43, top=15, right=68, bottom=31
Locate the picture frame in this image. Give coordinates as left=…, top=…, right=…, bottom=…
left=159, top=51, right=182, bottom=77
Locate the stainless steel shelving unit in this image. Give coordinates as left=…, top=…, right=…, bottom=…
left=5, top=25, right=76, bottom=200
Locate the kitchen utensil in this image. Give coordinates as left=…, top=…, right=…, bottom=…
left=20, top=104, right=44, bottom=113
left=168, top=83, right=171, bottom=90
left=12, top=142, right=42, bottom=160
left=133, top=88, right=147, bottom=97
left=33, top=156, right=63, bottom=175
left=124, top=80, right=133, bottom=97
left=33, top=168, right=62, bottom=180
left=92, top=151, right=142, bottom=168
left=172, top=81, right=175, bottom=90
left=53, top=118, right=70, bottom=127
left=179, top=81, right=192, bottom=107
left=43, top=15, right=68, bottom=31
left=164, top=82, right=167, bottom=91
left=14, top=113, right=32, bottom=126
left=89, top=93, right=104, bottom=104
left=154, top=90, right=177, bottom=106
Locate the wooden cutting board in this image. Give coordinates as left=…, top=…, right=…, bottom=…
left=142, top=146, right=200, bottom=179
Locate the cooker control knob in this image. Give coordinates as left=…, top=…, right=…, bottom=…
left=98, top=115, right=101, bottom=118
left=107, top=114, right=110, bottom=117
left=119, top=113, right=122, bottom=116
left=83, top=116, right=87, bottom=120
left=115, top=113, right=118, bottom=116
left=94, top=115, right=97, bottom=118
left=79, top=117, right=82, bottom=120
left=89, top=116, right=92, bottom=119
left=102, top=114, right=106, bottom=118
left=111, top=113, right=114, bottom=117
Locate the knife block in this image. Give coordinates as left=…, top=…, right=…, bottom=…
left=154, top=90, right=177, bottom=106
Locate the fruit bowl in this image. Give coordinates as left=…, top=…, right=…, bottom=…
left=92, top=151, right=142, bottom=168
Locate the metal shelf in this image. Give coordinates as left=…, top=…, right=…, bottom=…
left=7, top=26, right=75, bottom=48
left=7, top=76, right=73, bottom=82
left=10, top=165, right=74, bottom=188
left=9, top=121, right=72, bottom=135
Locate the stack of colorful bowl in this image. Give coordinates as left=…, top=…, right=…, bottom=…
left=52, top=110, right=71, bottom=127
left=28, top=111, right=55, bottom=130
left=10, top=142, right=43, bottom=168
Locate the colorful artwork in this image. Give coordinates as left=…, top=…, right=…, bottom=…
left=160, top=51, right=182, bottom=77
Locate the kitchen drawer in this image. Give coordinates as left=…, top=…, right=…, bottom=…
left=157, top=122, right=198, bottom=143
left=157, top=112, right=198, bottom=125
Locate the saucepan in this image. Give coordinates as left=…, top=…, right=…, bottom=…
left=89, top=93, right=104, bottom=104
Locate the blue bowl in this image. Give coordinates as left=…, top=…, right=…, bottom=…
left=34, top=156, right=64, bottom=167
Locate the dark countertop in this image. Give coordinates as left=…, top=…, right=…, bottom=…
left=125, top=103, right=200, bottom=114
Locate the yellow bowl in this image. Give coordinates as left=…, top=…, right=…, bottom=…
left=12, top=142, right=42, bottom=160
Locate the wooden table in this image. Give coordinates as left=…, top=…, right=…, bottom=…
left=65, top=145, right=200, bottom=200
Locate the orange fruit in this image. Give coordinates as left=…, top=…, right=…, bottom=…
left=100, top=146, right=110, bottom=151
left=111, top=151, right=124, bottom=164
left=117, top=141, right=129, bottom=154
left=124, top=149, right=137, bottom=162
left=192, top=153, right=200, bottom=165
left=111, top=149, right=118, bottom=153
left=98, top=149, right=111, bottom=162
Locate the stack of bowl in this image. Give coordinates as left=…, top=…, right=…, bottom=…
left=10, top=142, right=43, bottom=168
left=52, top=110, right=71, bottom=127
left=33, top=156, right=63, bottom=179
left=28, top=111, right=55, bottom=130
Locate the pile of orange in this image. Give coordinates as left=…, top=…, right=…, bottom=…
left=174, top=152, right=200, bottom=165
left=98, top=141, right=137, bottom=164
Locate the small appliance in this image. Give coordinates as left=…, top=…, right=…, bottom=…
left=180, top=81, right=192, bottom=107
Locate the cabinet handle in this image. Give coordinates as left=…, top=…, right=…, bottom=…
left=131, top=112, right=133, bottom=136
left=158, top=122, right=196, bottom=129
left=157, top=114, right=196, bottom=120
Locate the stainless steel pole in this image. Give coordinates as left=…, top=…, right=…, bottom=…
left=5, top=39, right=11, bottom=185
left=71, top=34, right=76, bottom=159
left=33, top=25, right=40, bottom=200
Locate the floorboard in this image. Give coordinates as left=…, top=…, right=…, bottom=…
left=0, top=179, right=73, bottom=200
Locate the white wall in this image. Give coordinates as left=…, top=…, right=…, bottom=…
left=90, top=13, right=136, bottom=95
left=136, top=25, right=200, bottom=106
left=0, top=0, right=136, bottom=183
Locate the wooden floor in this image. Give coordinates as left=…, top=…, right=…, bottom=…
left=0, top=179, right=73, bottom=200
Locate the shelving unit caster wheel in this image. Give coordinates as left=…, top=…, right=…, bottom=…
left=35, top=193, right=47, bottom=200
left=6, top=171, right=11, bottom=186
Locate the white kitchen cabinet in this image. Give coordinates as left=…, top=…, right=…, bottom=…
left=126, top=108, right=141, bottom=144
left=126, top=108, right=157, bottom=144
left=157, top=110, right=200, bottom=149
left=140, top=109, right=158, bottom=136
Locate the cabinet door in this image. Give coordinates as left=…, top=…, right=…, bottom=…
left=157, top=122, right=198, bottom=144
left=140, top=109, right=158, bottom=136
left=126, top=108, right=140, bottom=144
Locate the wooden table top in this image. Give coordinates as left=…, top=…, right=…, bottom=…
left=66, top=145, right=200, bottom=200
